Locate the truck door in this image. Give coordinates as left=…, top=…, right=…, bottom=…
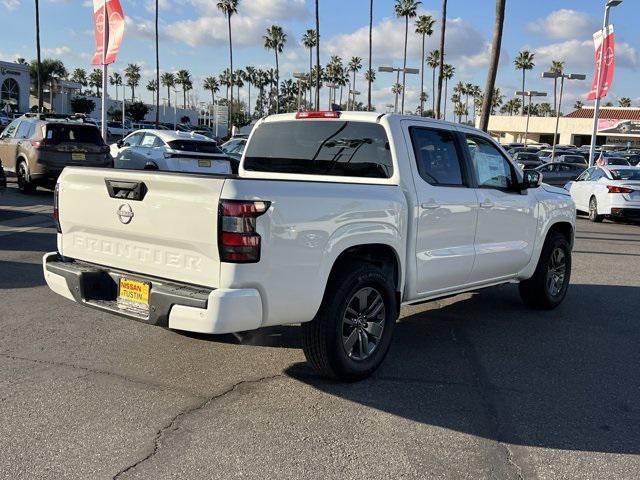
left=404, top=124, right=479, bottom=296
left=0, top=119, right=21, bottom=171
left=463, top=134, right=538, bottom=282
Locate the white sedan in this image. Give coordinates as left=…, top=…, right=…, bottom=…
left=111, top=129, right=233, bottom=174
left=568, top=165, right=640, bottom=222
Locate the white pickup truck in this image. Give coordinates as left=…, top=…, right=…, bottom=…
left=44, top=112, right=575, bottom=380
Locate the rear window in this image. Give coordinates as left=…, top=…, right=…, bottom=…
left=167, top=140, right=223, bottom=154
left=243, top=120, right=393, bottom=179
left=516, top=153, right=539, bottom=161
left=46, top=124, right=104, bottom=145
left=610, top=169, right=640, bottom=180
left=563, top=155, right=587, bottom=163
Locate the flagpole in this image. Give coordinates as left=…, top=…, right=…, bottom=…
left=100, top=0, right=108, bottom=142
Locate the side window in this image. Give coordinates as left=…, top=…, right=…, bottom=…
left=466, top=135, right=515, bottom=190
left=1, top=120, right=20, bottom=138
left=590, top=169, right=604, bottom=181
left=140, top=134, right=157, bottom=148
left=576, top=167, right=593, bottom=181
left=538, top=164, right=552, bottom=172
left=15, top=121, right=32, bottom=139
left=123, top=132, right=143, bottom=147
left=152, top=136, right=165, bottom=148
left=410, top=127, right=465, bottom=186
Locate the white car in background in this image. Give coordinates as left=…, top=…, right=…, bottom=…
left=568, top=165, right=640, bottom=222
left=111, top=129, right=233, bottom=174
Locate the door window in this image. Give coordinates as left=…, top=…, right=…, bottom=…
left=576, top=167, right=594, bottom=181
left=123, top=132, right=143, bottom=147
left=409, top=127, right=466, bottom=186
left=15, top=121, right=32, bottom=139
left=1, top=120, right=20, bottom=139
left=140, top=133, right=158, bottom=148
left=466, top=135, right=516, bottom=190
left=590, top=169, right=605, bottom=181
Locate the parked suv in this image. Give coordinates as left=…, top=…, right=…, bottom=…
left=0, top=113, right=112, bottom=193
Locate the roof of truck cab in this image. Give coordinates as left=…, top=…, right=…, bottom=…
left=260, top=112, right=464, bottom=129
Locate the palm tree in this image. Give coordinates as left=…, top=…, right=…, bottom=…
left=315, top=0, right=321, bottom=111
left=35, top=0, right=43, bottom=112
left=435, top=0, right=448, bottom=119
left=514, top=50, right=535, bottom=114
left=549, top=60, right=565, bottom=114
left=367, top=0, right=374, bottom=111
left=574, top=99, right=584, bottom=110
left=302, top=29, right=317, bottom=110
left=391, top=83, right=403, bottom=111
left=160, top=72, right=175, bottom=107
left=175, top=69, right=192, bottom=108
left=203, top=76, right=220, bottom=106
left=146, top=79, right=158, bottom=105
left=619, top=97, right=632, bottom=108
left=415, top=14, right=435, bottom=115
left=480, top=0, right=506, bottom=130
left=539, top=102, right=552, bottom=117
left=468, top=84, right=482, bottom=122
left=88, top=69, right=103, bottom=96
left=124, top=63, right=141, bottom=102
left=454, top=101, right=466, bottom=123
left=348, top=56, right=363, bottom=110
left=109, top=72, right=122, bottom=101
left=394, top=0, right=421, bottom=114
left=71, top=68, right=88, bottom=87
left=217, top=0, right=239, bottom=129
left=263, top=25, right=287, bottom=114
left=154, top=0, right=160, bottom=126
left=442, top=63, right=454, bottom=120
left=243, top=66, right=256, bottom=116
left=234, top=70, right=244, bottom=112
left=426, top=49, right=440, bottom=114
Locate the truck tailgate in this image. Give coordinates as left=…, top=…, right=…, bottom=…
left=57, top=168, right=226, bottom=288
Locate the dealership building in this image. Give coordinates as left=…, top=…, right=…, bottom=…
left=485, top=107, right=640, bottom=148
left=0, top=61, right=30, bottom=113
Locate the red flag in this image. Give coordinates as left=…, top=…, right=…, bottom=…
left=91, top=0, right=125, bottom=65
left=587, top=25, right=615, bottom=101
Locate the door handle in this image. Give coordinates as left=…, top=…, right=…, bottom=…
left=480, top=200, right=494, bottom=209
left=421, top=202, right=439, bottom=210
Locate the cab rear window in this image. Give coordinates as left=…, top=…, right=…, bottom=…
left=46, top=124, right=104, bottom=145
left=244, top=120, right=393, bottom=179
left=167, top=140, right=223, bottom=154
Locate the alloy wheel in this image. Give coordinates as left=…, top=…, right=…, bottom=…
left=546, top=247, right=567, bottom=297
left=341, top=287, right=386, bottom=361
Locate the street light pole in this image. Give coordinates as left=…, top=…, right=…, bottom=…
left=378, top=66, right=419, bottom=114
left=543, top=72, right=586, bottom=160
left=589, top=0, right=622, bottom=166
left=516, top=90, right=547, bottom=145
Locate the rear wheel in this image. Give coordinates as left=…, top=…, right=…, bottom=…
left=302, top=263, right=398, bottom=381
left=589, top=196, right=604, bottom=223
left=519, top=231, right=571, bottom=310
left=16, top=161, right=36, bottom=194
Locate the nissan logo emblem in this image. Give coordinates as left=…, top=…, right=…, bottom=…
left=117, top=204, right=134, bottom=224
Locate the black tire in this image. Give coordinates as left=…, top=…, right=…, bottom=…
left=302, top=263, right=398, bottom=381
left=519, top=232, right=571, bottom=310
left=589, top=196, right=604, bottom=223
left=16, top=161, right=36, bottom=194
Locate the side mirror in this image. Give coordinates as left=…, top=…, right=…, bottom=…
left=521, top=170, right=542, bottom=190
left=116, top=140, right=124, bottom=148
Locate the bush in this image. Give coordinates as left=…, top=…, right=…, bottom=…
left=70, top=96, right=96, bottom=115
left=127, top=101, right=150, bottom=122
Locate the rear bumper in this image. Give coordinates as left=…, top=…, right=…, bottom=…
left=609, top=207, right=640, bottom=220
left=42, top=252, right=262, bottom=334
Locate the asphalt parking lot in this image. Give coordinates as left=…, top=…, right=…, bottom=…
left=1, top=182, right=639, bottom=480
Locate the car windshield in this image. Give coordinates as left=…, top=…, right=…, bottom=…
left=609, top=169, right=640, bottom=180
left=167, top=140, right=223, bottom=154
left=45, top=124, right=104, bottom=145
left=562, top=155, right=586, bottom=163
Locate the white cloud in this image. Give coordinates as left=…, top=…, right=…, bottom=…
left=527, top=9, right=597, bottom=40
left=43, top=46, right=72, bottom=56
left=145, top=0, right=171, bottom=13
left=533, top=39, right=637, bottom=70
left=187, top=0, right=306, bottom=21
left=2, top=0, right=20, bottom=10
left=165, top=14, right=266, bottom=48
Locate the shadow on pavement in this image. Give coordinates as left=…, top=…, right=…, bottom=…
left=0, top=261, right=46, bottom=288
left=252, top=282, right=638, bottom=456
left=0, top=230, right=56, bottom=251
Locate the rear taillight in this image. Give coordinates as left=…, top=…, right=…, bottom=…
left=30, top=139, right=47, bottom=149
left=53, top=183, right=61, bottom=233
left=219, top=200, right=270, bottom=263
left=607, top=185, right=634, bottom=194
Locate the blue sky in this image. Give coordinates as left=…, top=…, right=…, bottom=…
left=1, top=0, right=638, bottom=115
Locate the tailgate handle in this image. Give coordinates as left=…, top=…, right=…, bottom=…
left=105, top=179, right=148, bottom=201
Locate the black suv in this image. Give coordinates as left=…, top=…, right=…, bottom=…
left=0, top=113, right=112, bottom=193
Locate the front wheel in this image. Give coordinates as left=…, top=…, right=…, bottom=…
left=519, top=232, right=571, bottom=310
left=302, top=263, right=398, bottom=381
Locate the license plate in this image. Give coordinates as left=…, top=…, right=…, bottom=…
left=72, top=152, right=86, bottom=161
left=118, top=278, right=150, bottom=311
left=198, top=159, right=211, bottom=167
